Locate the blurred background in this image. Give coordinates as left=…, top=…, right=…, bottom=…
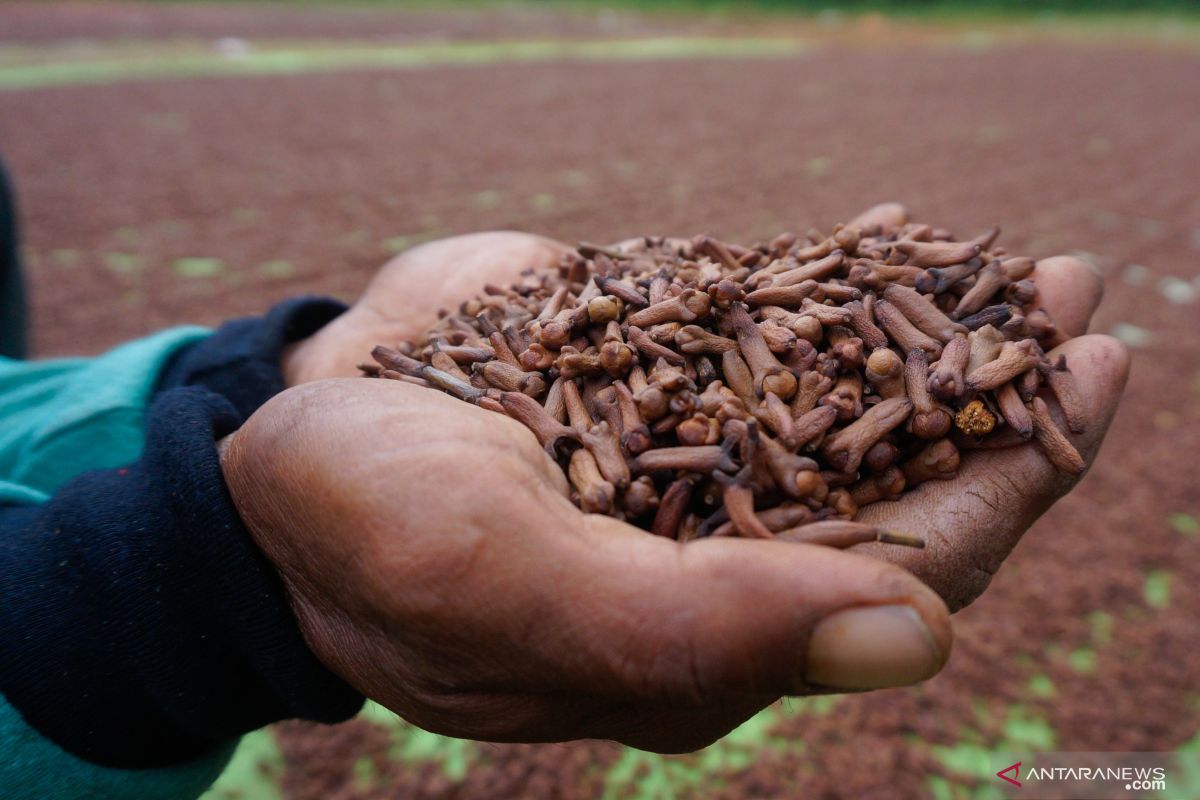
left=2, top=1, right=1198, bottom=798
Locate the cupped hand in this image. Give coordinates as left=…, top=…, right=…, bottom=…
left=221, top=378, right=951, bottom=753
left=244, top=210, right=1128, bottom=750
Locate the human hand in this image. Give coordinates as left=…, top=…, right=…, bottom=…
left=240, top=207, right=1128, bottom=752
left=219, top=377, right=952, bottom=753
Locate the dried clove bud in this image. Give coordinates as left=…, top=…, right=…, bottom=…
left=1038, top=355, right=1087, bottom=434
left=874, top=299, right=944, bottom=359
left=625, top=287, right=711, bottom=328
left=864, top=348, right=906, bottom=399
left=624, top=475, right=661, bottom=517
left=776, top=520, right=924, bottom=549
left=822, top=397, right=913, bottom=473
left=965, top=339, right=1041, bottom=393
left=581, top=421, right=631, bottom=490
left=905, top=348, right=953, bottom=439
left=630, top=446, right=736, bottom=474
left=894, top=238, right=981, bottom=268
left=1025, top=395, right=1085, bottom=475
left=675, top=325, right=739, bottom=355
left=850, top=465, right=906, bottom=506
left=902, top=439, right=960, bottom=486
left=843, top=300, right=889, bottom=350
left=729, top=303, right=799, bottom=399
left=651, top=477, right=694, bottom=538
left=882, top=284, right=967, bottom=343
left=627, top=326, right=685, bottom=366
left=569, top=448, right=615, bottom=514
left=927, top=333, right=970, bottom=400
left=474, top=360, right=546, bottom=397
left=498, top=392, right=580, bottom=457
left=995, top=381, right=1033, bottom=439
left=714, top=467, right=774, bottom=539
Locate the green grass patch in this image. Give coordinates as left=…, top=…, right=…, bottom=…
left=200, top=729, right=284, bottom=800
left=257, top=259, right=296, bottom=279
left=600, top=705, right=798, bottom=800
left=1067, top=647, right=1096, bottom=674
left=0, top=37, right=809, bottom=91
left=353, top=756, right=376, bottom=790
left=529, top=192, right=557, bottom=213
left=1145, top=569, right=1172, bottom=609
left=1002, top=705, right=1057, bottom=750
left=1169, top=512, right=1199, bottom=537
left=929, top=704, right=1055, bottom=797
left=357, top=701, right=476, bottom=781
left=173, top=257, right=226, bottom=278
left=103, top=252, right=144, bottom=275
left=556, top=0, right=1200, bottom=14
left=473, top=189, right=504, bottom=209
left=145, top=0, right=1200, bottom=19
left=49, top=249, right=81, bottom=268
left=1027, top=674, right=1057, bottom=698
left=1089, top=610, right=1114, bottom=647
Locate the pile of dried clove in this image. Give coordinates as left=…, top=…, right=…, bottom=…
left=366, top=216, right=1086, bottom=549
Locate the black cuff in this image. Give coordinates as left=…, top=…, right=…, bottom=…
left=156, top=296, right=348, bottom=419
left=0, top=387, right=362, bottom=768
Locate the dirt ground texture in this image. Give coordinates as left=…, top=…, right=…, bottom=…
left=2, top=4, right=1199, bottom=799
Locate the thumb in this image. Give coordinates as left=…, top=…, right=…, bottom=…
left=543, top=515, right=952, bottom=702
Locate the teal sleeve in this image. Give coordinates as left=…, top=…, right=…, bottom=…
left=0, top=697, right=233, bottom=800
left=1, top=326, right=228, bottom=799
left=1, top=305, right=358, bottom=799
left=0, top=326, right=211, bottom=498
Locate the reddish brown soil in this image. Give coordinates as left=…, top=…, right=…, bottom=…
left=1, top=8, right=1198, bottom=799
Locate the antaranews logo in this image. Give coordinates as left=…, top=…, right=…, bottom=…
left=989, top=753, right=1172, bottom=799
left=996, top=761, right=1021, bottom=788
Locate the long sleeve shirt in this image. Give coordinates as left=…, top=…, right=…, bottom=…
left=0, top=298, right=363, bottom=800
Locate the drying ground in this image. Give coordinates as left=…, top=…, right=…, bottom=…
left=2, top=4, right=1199, bottom=798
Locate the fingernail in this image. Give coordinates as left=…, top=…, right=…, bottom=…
left=806, top=605, right=944, bottom=690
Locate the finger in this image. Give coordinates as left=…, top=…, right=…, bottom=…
left=529, top=513, right=952, bottom=702
left=856, top=334, right=1130, bottom=611
left=846, top=202, right=908, bottom=235
left=363, top=231, right=572, bottom=338
left=1029, top=255, right=1105, bottom=338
